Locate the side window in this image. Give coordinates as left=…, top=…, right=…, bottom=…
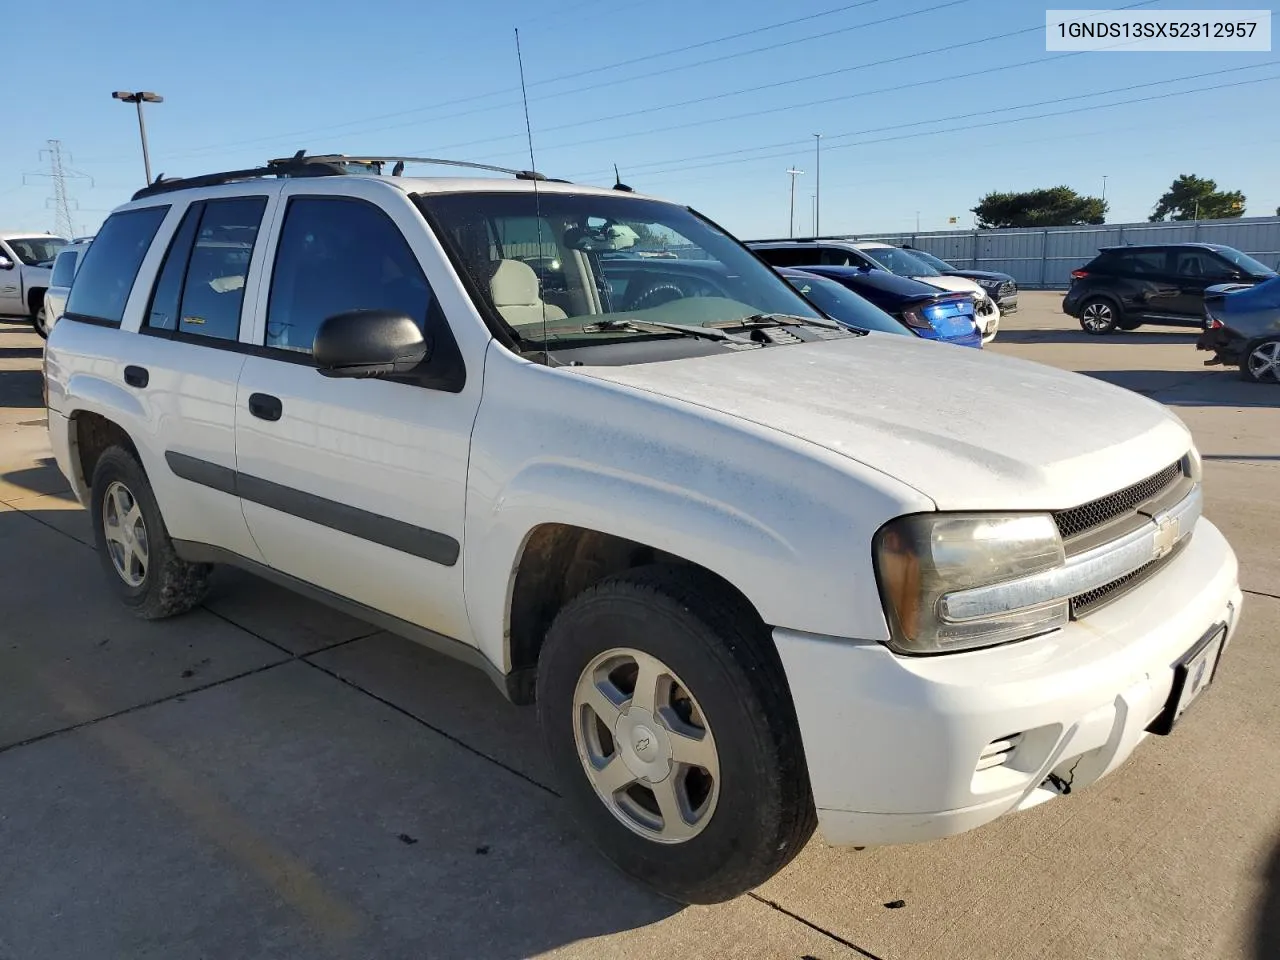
left=1116, top=250, right=1168, bottom=275
left=756, top=247, right=814, bottom=268
left=175, top=197, right=267, bottom=341
left=820, top=247, right=860, bottom=267
left=50, top=250, right=78, bottom=287
left=64, top=207, right=168, bottom=325
left=145, top=205, right=202, bottom=332
left=266, top=198, right=432, bottom=354
left=1174, top=250, right=1234, bottom=280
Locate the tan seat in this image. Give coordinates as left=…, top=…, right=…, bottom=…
left=490, top=259, right=567, bottom=327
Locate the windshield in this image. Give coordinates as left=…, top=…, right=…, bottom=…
left=420, top=191, right=823, bottom=353
left=859, top=246, right=941, bottom=277
left=903, top=249, right=956, bottom=272
left=6, top=236, right=68, bottom=266
left=783, top=274, right=910, bottom=336
left=1213, top=245, right=1277, bottom=278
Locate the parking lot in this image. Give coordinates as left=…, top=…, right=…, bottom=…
left=1, top=291, right=1277, bottom=960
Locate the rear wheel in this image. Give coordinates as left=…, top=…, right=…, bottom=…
left=537, top=565, right=815, bottom=904
left=1242, top=337, right=1280, bottom=384
left=1079, top=298, right=1119, bottom=335
left=31, top=301, right=49, bottom=339
left=90, top=446, right=212, bottom=618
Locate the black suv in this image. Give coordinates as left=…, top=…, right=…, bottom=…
left=1063, top=243, right=1277, bottom=335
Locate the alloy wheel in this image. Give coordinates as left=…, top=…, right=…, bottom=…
left=102, top=481, right=149, bottom=587
left=573, top=648, right=720, bottom=844
left=1247, top=340, right=1280, bottom=383
left=1081, top=302, right=1114, bottom=333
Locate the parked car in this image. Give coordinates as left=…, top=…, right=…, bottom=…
left=750, top=239, right=1001, bottom=341
left=40, top=238, right=93, bottom=338
left=789, top=263, right=982, bottom=348
left=0, top=232, right=68, bottom=333
left=775, top=268, right=913, bottom=337
left=900, top=245, right=1018, bottom=314
left=1197, top=274, right=1280, bottom=383
left=1063, top=242, right=1277, bottom=335
left=46, top=153, right=1240, bottom=904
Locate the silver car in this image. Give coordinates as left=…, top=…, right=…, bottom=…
left=40, top=238, right=92, bottom=338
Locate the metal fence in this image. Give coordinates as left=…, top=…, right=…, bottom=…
left=843, top=216, right=1280, bottom=289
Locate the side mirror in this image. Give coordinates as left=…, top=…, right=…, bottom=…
left=313, top=309, right=428, bottom=379
left=0, top=256, right=13, bottom=270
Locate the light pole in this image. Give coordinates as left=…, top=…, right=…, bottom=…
left=112, top=91, right=163, bottom=185
left=812, top=133, right=823, bottom=236
left=786, top=167, right=804, bottom=238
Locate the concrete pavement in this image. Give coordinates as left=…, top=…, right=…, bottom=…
left=1, top=295, right=1277, bottom=959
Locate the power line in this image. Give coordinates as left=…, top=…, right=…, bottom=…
left=629, top=67, right=1280, bottom=183
left=156, top=0, right=896, bottom=161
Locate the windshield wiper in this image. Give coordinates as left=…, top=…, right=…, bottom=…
left=725, top=313, right=869, bottom=336
left=583, top=317, right=758, bottom=346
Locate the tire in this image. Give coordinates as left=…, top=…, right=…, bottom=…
left=537, top=564, right=816, bottom=904
left=1078, top=298, right=1120, bottom=335
left=32, top=304, right=49, bottom=339
left=1241, top=336, right=1280, bottom=384
left=89, top=446, right=212, bottom=618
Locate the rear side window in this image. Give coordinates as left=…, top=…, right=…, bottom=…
left=50, top=250, right=79, bottom=287
left=754, top=247, right=815, bottom=268
left=820, top=247, right=869, bottom=268
left=145, top=206, right=203, bottom=332
left=1098, top=249, right=1167, bottom=275
left=178, top=198, right=267, bottom=341
left=265, top=197, right=432, bottom=354
left=64, top=207, right=168, bottom=325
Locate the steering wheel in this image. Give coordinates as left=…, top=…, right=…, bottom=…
left=628, top=282, right=687, bottom=311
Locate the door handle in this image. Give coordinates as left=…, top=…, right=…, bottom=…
left=124, top=365, right=149, bottom=388
left=248, top=392, right=283, bottom=422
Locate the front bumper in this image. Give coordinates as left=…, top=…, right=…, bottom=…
left=774, top=518, right=1241, bottom=847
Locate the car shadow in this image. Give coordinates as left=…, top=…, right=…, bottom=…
left=1256, top=836, right=1280, bottom=959
left=0, top=368, right=44, bottom=408
left=997, top=328, right=1201, bottom=345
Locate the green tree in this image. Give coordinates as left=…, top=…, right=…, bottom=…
left=1149, top=174, right=1245, bottom=221
left=972, top=187, right=1107, bottom=229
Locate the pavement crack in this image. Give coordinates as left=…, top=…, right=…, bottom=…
left=746, top=892, right=887, bottom=960
left=200, top=605, right=561, bottom=799
left=1244, top=588, right=1280, bottom=602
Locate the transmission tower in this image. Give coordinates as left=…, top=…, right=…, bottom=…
left=43, top=140, right=74, bottom=239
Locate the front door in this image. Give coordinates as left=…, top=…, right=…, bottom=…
left=1168, top=248, right=1238, bottom=320
left=0, top=240, right=22, bottom=314
left=233, top=186, right=480, bottom=643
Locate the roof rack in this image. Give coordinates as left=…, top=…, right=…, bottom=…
left=131, top=151, right=553, bottom=201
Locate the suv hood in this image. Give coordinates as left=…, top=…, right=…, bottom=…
left=579, top=335, right=1189, bottom=510
left=915, top=274, right=984, bottom=295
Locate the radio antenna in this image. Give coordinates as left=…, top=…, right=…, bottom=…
left=514, top=27, right=550, bottom=365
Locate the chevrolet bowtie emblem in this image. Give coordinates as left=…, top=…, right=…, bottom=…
left=1152, top=515, right=1180, bottom=560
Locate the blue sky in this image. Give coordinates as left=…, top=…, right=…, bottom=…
left=3, top=0, right=1276, bottom=239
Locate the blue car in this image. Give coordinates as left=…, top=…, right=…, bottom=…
left=793, top=264, right=983, bottom=348
left=776, top=268, right=913, bottom=337
left=1199, top=274, right=1280, bottom=383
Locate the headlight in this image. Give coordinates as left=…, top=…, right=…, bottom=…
left=874, top=513, right=1068, bottom=654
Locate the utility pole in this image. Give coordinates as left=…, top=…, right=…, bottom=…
left=111, top=90, right=164, bottom=185
left=812, top=133, right=823, bottom=236
left=915, top=210, right=921, bottom=233
left=43, top=140, right=74, bottom=240
left=786, top=167, right=804, bottom=238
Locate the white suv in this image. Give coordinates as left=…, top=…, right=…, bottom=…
left=44, top=155, right=1241, bottom=904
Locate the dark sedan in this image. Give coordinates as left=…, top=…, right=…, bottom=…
left=795, top=264, right=982, bottom=348
left=1198, top=275, right=1280, bottom=383
left=901, top=246, right=1018, bottom=313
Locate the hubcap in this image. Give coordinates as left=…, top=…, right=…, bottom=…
left=572, top=648, right=720, bottom=844
left=1247, top=340, right=1280, bottom=382
left=1082, top=302, right=1112, bottom=331
left=102, top=481, right=149, bottom=587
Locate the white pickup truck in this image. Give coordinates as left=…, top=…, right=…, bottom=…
left=0, top=231, right=67, bottom=333
left=44, top=155, right=1242, bottom=904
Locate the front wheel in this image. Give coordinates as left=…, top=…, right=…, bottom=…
left=1242, top=337, right=1280, bottom=384
left=1079, top=298, right=1119, bottom=335
left=537, top=565, right=815, bottom=903
left=32, top=304, right=49, bottom=339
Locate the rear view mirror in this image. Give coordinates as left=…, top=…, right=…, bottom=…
left=313, top=309, right=429, bottom=379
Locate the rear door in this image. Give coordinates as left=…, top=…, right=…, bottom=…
left=231, top=181, right=479, bottom=643
left=1108, top=248, right=1177, bottom=317
left=0, top=239, right=22, bottom=313
left=122, top=191, right=279, bottom=561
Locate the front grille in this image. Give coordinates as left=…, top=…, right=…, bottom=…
left=1069, top=536, right=1189, bottom=618
left=1053, top=461, right=1183, bottom=540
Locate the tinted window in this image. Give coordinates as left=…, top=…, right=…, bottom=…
left=1110, top=250, right=1167, bottom=275
left=754, top=247, right=818, bottom=268
left=145, top=205, right=202, bottom=332
left=65, top=207, right=168, bottom=325
left=173, top=197, right=267, bottom=341
left=857, top=246, right=941, bottom=277
left=50, top=249, right=79, bottom=287
left=266, top=197, right=432, bottom=353
left=1173, top=249, right=1234, bottom=281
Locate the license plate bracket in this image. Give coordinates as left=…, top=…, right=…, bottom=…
left=1147, top=623, right=1226, bottom=736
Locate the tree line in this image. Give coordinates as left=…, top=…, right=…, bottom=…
left=970, top=175, right=1253, bottom=229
